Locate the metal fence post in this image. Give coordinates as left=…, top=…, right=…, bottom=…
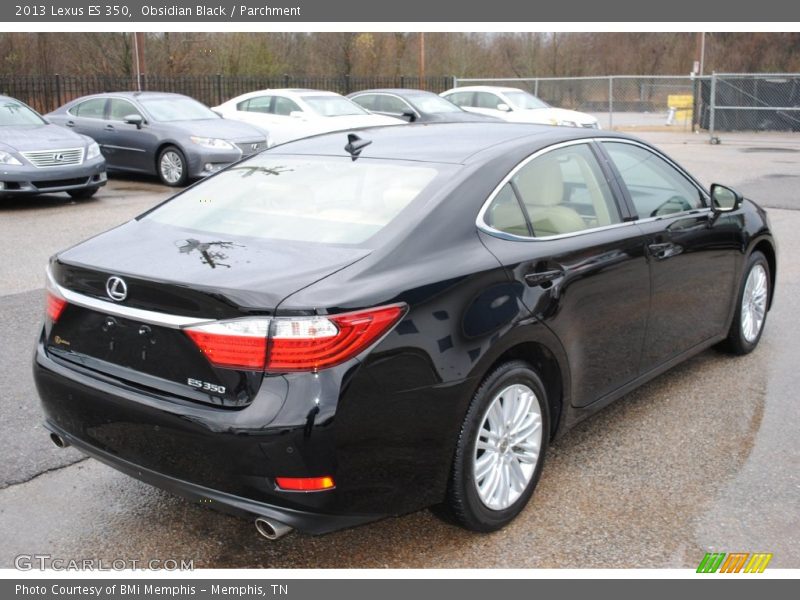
left=216, top=73, right=223, bottom=106
left=452, top=75, right=458, bottom=88
left=608, top=76, right=614, bottom=129
left=709, top=72, right=718, bottom=143
left=534, top=78, right=539, bottom=97
left=54, top=73, right=62, bottom=110
left=283, top=73, right=290, bottom=88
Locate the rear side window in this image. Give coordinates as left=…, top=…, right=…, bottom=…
left=603, top=142, right=703, bottom=218
left=71, top=98, right=106, bottom=119
left=145, top=156, right=442, bottom=245
left=484, top=183, right=530, bottom=237
left=513, top=144, right=621, bottom=237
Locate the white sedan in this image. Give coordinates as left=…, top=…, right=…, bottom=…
left=212, top=89, right=405, bottom=145
left=440, top=86, right=599, bottom=128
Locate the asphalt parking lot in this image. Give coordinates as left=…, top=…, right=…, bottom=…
left=1, top=131, right=798, bottom=569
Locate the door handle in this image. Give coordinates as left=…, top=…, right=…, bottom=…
left=65, top=120, right=75, bottom=127
left=524, top=269, right=564, bottom=288
left=104, top=125, right=115, bottom=131
left=647, top=242, right=680, bottom=259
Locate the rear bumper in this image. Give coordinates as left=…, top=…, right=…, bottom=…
left=43, top=420, right=374, bottom=535
left=33, top=340, right=383, bottom=534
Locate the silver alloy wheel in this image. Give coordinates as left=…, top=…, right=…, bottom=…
left=160, top=150, right=183, bottom=185
left=473, top=383, right=542, bottom=511
left=741, top=263, right=768, bottom=343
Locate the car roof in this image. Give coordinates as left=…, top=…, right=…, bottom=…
left=68, top=91, right=190, bottom=102
left=442, top=86, right=527, bottom=94
left=270, top=122, right=632, bottom=165
left=350, top=89, right=439, bottom=96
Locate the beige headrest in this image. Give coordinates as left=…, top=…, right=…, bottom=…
left=514, top=156, right=564, bottom=207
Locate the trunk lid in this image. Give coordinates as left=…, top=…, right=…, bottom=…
left=46, top=218, right=370, bottom=407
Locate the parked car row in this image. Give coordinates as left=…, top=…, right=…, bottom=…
left=1, top=85, right=599, bottom=198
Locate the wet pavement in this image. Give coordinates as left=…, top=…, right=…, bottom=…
left=0, top=136, right=798, bottom=568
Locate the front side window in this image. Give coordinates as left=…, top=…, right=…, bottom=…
left=302, top=96, right=367, bottom=117
left=474, top=92, right=504, bottom=110
left=351, top=95, right=377, bottom=110
left=108, top=99, right=142, bottom=121
left=376, top=95, right=411, bottom=115
left=503, top=91, right=549, bottom=110
left=145, top=155, right=443, bottom=245
left=273, top=96, right=302, bottom=116
left=603, top=141, right=703, bottom=218
left=494, top=143, right=622, bottom=237
left=445, top=92, right=474, bottom=107
left=71, top=98, right=107, bottom=119
left=139, top=97, right=219, bottom=122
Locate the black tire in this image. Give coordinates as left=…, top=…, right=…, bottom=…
left=442, top=360, right=550, bottom=532
left=67, top=187, right=99, bottom=200
left=719, top=251, right=770, bottom=355
left=157, top=145, right=188, bottom=187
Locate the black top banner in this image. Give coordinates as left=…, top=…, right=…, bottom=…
left=3, top=0, right=800, bottom=22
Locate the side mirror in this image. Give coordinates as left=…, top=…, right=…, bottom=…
left=710, top=183, right=742, bottom=213
left=123, top=114, right=144, bottom=129
left=401, top=109, right=417, bottom=123
left=496, top=103, right=512, bottom=112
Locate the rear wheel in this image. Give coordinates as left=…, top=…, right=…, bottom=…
left=443, top=360, right=550, bottom=532
left=720, top=251, right=770, bottom=355
left=157, top=146, right=188, bottom=187
left=67, top=187, right=99, bottom=200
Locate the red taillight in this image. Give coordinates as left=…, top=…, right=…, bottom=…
left=275, top=476, right=335, bottom=491
left=266, top=305, right=406, bottom=372
left=184, top=320, right=270, bottom=370
left=46, top=290, right=67, bottom=322
left=183, top=304, right=405, bottom=372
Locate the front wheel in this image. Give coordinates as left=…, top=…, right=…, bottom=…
left=443, top=360, right=550, bottom=532
left=720, top=251, right=770, bottom=355
left=157, top=146, right=188, bottom=187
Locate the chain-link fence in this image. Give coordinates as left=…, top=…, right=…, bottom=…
left=454, top=75, right=708, bottom=131
left=705, top=73, right=800, bottom=144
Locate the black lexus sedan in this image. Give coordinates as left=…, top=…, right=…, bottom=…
left=348, top=88, right=502, bottom=123
left=34, top=123, right=775, bottom=539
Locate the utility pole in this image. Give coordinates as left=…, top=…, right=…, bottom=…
left=418, top=32, right=425, bottom=90
left=133, top=32, right=146, bottom=91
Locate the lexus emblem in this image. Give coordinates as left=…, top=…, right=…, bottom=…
left=53, top=153, right=64, bottom=162
left=106, top=276, right=128, bottom=302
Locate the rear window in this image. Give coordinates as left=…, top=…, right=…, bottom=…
left=144, top=155, right=441, bottom=245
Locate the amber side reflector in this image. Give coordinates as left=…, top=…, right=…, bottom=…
left=275, top=476, right=335, bottom=491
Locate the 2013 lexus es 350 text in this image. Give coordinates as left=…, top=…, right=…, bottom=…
left=34, top=123, right=776, bottom=539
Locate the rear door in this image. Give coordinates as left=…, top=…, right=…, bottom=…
left=65, top=98, right=109, bottom=154
left=599, top=140, right=740, bottom=372
left=478, top=140, right=651, bottom=408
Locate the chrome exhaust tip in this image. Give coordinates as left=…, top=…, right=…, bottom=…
left=50, top=433, right=69, bottom=448
left=254, top=517, right=293, bottom=540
